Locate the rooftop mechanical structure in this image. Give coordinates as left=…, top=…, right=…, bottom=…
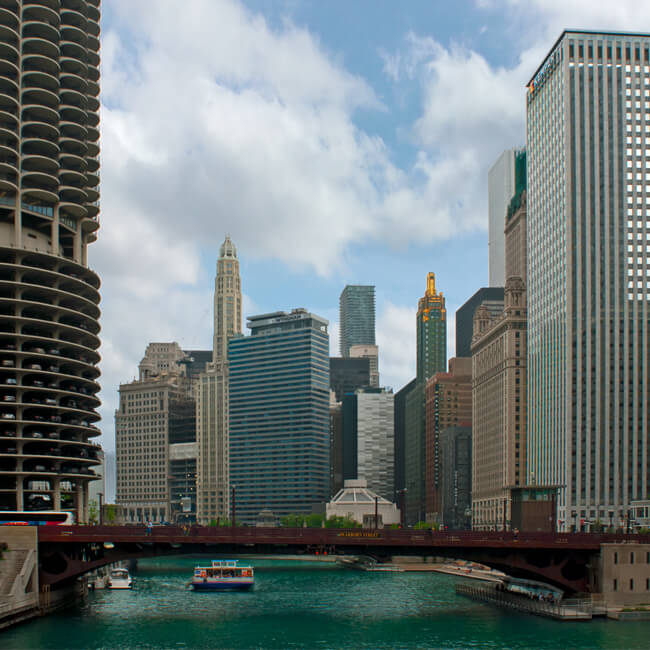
left=0, top=0, right=101, bottom=522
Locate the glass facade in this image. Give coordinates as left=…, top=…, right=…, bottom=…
left=527, top=31, right=650, bottom=529
left=339, top=285, right=376, bottom=357
left=228, top=310, right=330, bottom=523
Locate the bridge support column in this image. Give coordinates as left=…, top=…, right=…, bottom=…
left=597, top=543, right=650, bottom=609
left=16, top=478, right=24, bottom=511
left=53, top=478, right=61, bottom=512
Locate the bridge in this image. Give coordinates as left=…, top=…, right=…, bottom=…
left=36, top=525, right=650, bottom=594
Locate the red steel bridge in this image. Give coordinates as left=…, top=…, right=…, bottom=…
left=36, top=525, right=650, bottom=594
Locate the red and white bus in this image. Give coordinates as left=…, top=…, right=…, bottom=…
left=0, top=511, right=75, bottom=526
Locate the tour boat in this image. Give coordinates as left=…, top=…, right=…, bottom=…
left=108, top=567, right=133, bottom=590
left=191, top=560, right=254, bottom=591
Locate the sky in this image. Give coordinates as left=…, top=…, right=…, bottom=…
left=93, top=0, right=650, bottom=462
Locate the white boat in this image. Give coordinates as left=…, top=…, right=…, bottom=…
left=191, top=560, right=254, bottom=591
left=92, top=571, right=109, bottom=589
left=108, top=567, right=132, bottom=589
left=337, top=556, right=404, bottom=572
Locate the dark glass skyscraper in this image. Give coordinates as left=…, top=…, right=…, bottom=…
left=339, top=285, right=375, bottom=357
left=455, top=287, right=504, bottom=358
left=404, top=273, right=446, bottom=523
left=329, top=357, right=370, bottom=402
left=228, top=309, right=330, bottom=524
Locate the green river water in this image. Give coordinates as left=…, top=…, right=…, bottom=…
left=3, top=556, right=650, bottom=649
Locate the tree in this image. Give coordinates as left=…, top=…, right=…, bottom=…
left=324, top=515, right=360, bottom=529
left=88, top=499, right=98, bottom=525
left=280, top=514, right=305, bottom=527
left=101, top=504, right=118, bottom=524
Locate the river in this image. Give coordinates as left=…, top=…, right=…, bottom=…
left=3, top=556, right=650, bottom=649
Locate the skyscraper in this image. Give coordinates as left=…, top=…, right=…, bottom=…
left=115, top=355, right=190, bottom=524
left=329, top=357, right=370, bottom=402
left=229, top=309, right=330, bottom=524
left=212, top=236, right=242, bottom=362
left=339, top=285, right=375, bottom=357
left=488, top=148, right=525, bottom=287
left=349, top=344, right=379, bottom=387
left=415, top=273, right=447, bottom=383
left=404, top=273, right=446, bottom=523
left=472, top=152, right=528, bottom=531
left=342, top=387, right=394, bottom=500
left=196, top=236, right=242, bottom=523
left=455, top=288, right=505, bottom=358
left=425, top=357, right=472, bottom=522
left=526, top=31, right=650, bottom=530
left=0, top=2, right=102, bottom=519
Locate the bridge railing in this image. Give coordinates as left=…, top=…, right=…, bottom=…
left=39, top=524, right=650, bottom=549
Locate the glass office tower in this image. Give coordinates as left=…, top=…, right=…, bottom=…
left=527, top=31, right=650, bottom=529
left=339, top=285, right=375, bottom=357
left=228, top=309, right=330, bottom=524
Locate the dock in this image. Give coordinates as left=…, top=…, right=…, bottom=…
left=456, top=582, right=593, bottom=621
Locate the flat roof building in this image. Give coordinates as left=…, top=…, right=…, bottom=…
left=526, top=31, right=650, bottom=528
left=339, top=285, right=375, bottom=357
left=229, top=309, right=330, bottom=524
left=455, top=288, right=504, bottom=358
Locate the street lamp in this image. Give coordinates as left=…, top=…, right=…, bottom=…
left=397, top=489, right=407, bottom=528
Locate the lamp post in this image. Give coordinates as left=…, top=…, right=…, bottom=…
left=398, top=489, right=407, bottom=528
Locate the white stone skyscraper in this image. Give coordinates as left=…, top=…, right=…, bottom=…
left=212, top=236, right=242, bottom=362
left=527, top=31, right=650, bottom=530
left=196, top=236, right=242, bottom=523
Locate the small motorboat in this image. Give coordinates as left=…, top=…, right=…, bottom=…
left=108, top=567, right=132, bottom=590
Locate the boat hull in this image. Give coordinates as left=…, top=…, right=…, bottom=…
left=191, top=580, right=253, bottom=591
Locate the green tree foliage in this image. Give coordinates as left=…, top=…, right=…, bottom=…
left=103, top=504, right=117, bottom=524
left=414, top=521, right=439, bottom=530
left=280, top=514, right=361, bottom=528
left=88, top=499, right=98, bottom=524
left=324, top=515, right=361, bottom=529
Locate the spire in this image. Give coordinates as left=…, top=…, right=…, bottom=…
left=219, top=234, right=237, bottom=260
left=425, top=272, right=436, bottom=297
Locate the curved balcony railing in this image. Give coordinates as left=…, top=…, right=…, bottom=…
left=22, top=103, right=58, bottom=125
left=22, top=4, right=60, bottom=29
left=22, top=20, right=60, bottom=45
left=0, top=4, right=103, bottom=514
left=22, top=36, right=59, bottom=60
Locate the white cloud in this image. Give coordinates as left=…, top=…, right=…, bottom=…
left=93, top=0, right=650, bottom=454
left=376, top=301, right=416, bottom=391
left=95, top=0, right=505, bottom=450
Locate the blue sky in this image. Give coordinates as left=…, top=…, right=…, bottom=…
left=93, top=0, right=650, bottom=460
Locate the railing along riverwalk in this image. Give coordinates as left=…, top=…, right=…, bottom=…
left=456, top=582, right=593, bottom=620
